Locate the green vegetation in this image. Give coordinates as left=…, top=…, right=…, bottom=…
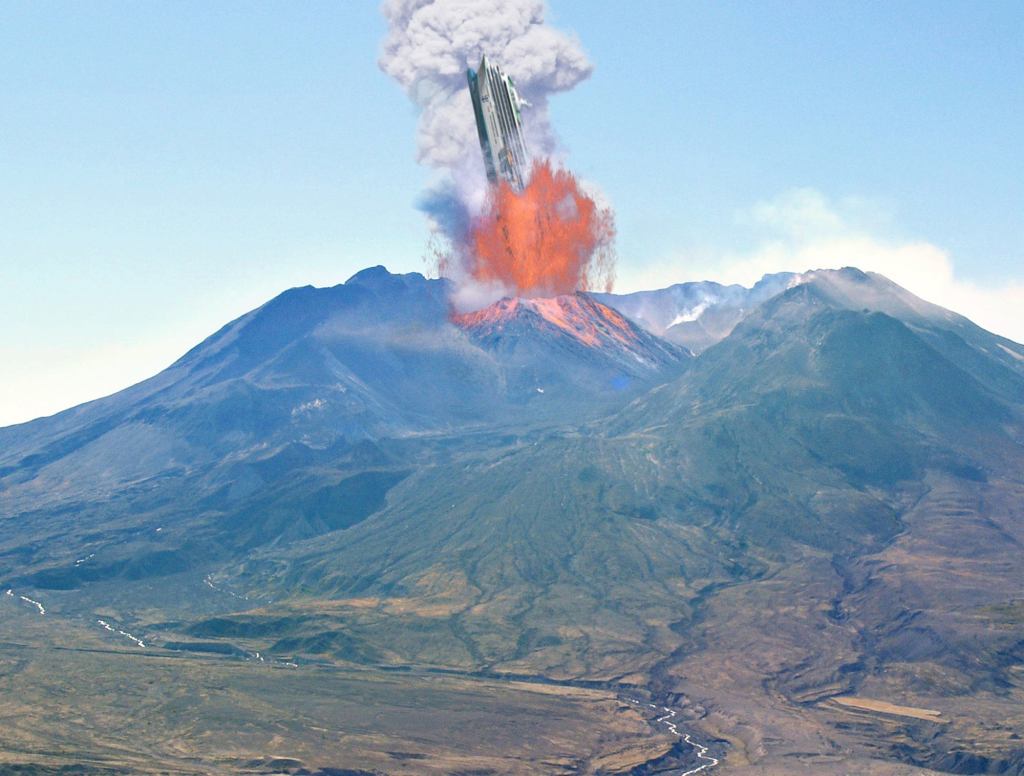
left=1, top=269, right=1023, bottom=773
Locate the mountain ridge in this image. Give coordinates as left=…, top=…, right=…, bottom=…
left=1, top=264, right=1022, bottom=774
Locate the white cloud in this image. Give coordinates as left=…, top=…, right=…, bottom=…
left=620, top=188, right=1024, bottom=344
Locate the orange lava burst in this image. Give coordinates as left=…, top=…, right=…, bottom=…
left=468, top=160, right=616, bottom=296
left=452, top=295, right=641, bottom=349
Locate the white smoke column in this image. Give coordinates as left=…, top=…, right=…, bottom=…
left=380, top=0, right=593, bottom=220
left=380, top=0, right=591, bottom=168
left=379, top=1, right=600, bottom=309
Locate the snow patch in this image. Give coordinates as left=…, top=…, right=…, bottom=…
left=291, top=398, right=326, bottom=416
left=997, top=343, right=1024, bottom=362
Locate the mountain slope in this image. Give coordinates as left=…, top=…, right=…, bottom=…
left=1, top=265, right=1022, bottom=774
left=452, top=293, right=690, bottom=398
left=248, top=270, right=1021, bottom=643
left=0, top=268, right=688, bottom=595
left=210, top=268, right=1024, bottom=771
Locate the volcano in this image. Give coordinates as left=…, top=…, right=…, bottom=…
left=453, top=293, right=688, bottom=386
left=1, top=267, right=1023, bottom=775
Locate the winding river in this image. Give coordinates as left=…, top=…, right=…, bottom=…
left=627, top=697, right=719, bottom=775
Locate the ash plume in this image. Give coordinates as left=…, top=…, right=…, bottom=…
left=380, top=0, right=614, bottom=306
left=380, top=0, right=592, bottom=173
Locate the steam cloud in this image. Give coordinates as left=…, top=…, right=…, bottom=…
left=379, top=0, right=592, bottom=173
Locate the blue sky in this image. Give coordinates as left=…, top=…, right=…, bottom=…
left=2, top=1, right=1022, bottom=425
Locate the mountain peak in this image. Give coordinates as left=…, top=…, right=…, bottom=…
left=345, top=265, right=391, bottom=283
left=453, top=293, right=641, bottom=349
left=344, top=265, right=430, bottom=291
left=450, top=292, right=689, bottom=397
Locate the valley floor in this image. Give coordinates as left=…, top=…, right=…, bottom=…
left=0, top=605, right=1003, bottom=776
left=0, top=609, right=680, bottom=775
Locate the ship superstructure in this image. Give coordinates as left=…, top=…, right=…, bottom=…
left=467, top=55, right=530, bottom=191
